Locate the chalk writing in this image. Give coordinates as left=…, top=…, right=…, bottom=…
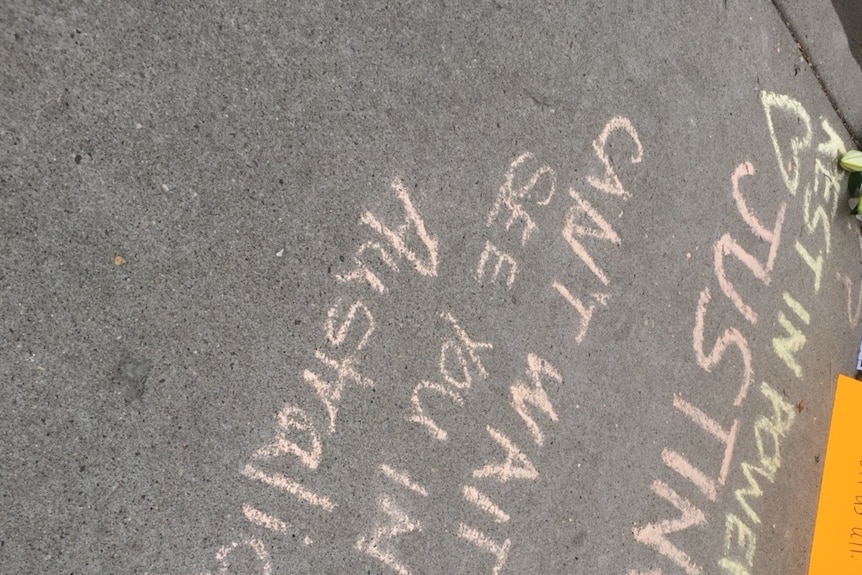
left=360, top=177, right=439, bottom=278
left=473, top=426, right=539, bottom=482
left=325, top=299, right=375, bottom=350
left=561, top=187, right=619, bottom=286
left=476, top=241, right=518, bottom=288
left=585, top=116, right=644, bottom=198
left=486, top=152, right=557, bottom=245
left=200, top=537, right=272, bottom=575
left=252, top=405, right=322, bottom=469
left=187, top=178, right=438, bottom=573
left=552, top=281, right=609, bottom=346
left=303, top=349, right=374, bottom=433
left=661, top=395, right=739, bottom=502
left=458, top=523, right=511, bottom=575
left=182, top=111, right=645, bottom=574
left=692, top=287, right=754, bottom=407
left=242, top=504, right=287, bottom=534
left=336, top=240, right=399, bottom=294
left=440, top=311, right=493, bottom=383
left=733, top=383, right=796, bottom=524
left=719, top=382, right=796, bottom=574
left=852, top=460, right=862, bottom=556
left=338, top=177, right=439, bottom=292
left=632, top=479, right=707, bottom=575
left=837, top=232, right=862, bottom=325
left=626, top=90, right=844, bottom=575
left=408, top=380, right=464, bottom=442
left=355, top=496, right=423, bottom=575
left=170, top=83, right=850, bottom=575
left=510, top=353, right=562, bottom=447
left=713, top=161, right=785, bottom=324
left=463, top=485, right=510, bottom=523
left=408, top=312, right=492, bottom=441
left=760, top=91, right=813, bottom=196
left=771, top=292, right=810, bottom=379
left=241, top=463, right=335, bottom=511
left=482, top=117, right=641, bottom=357
left=380, top=464, right=429, bottom=497
left=452, top=352, right=561, bottom=575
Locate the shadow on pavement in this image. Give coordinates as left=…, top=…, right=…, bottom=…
left=832, top=0, right=862, bottom=72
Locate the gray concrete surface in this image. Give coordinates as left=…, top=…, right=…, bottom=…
left=2, top=2, right=862, bottom=574
left=774, top=0, right=862, bottom=144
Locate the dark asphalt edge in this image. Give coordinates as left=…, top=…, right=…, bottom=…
left=770, top=0, right=862, bottom=149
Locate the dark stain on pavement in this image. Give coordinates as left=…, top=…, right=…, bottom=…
left=114, top=356, right=152, bottom=402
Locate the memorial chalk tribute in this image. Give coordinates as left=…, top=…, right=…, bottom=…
left=2, top=2, right=862, bottom=574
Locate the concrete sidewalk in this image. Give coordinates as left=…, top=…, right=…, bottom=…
left=774, top=0, right=862, bottom=145
left=2, top=2, right=861, bottom=574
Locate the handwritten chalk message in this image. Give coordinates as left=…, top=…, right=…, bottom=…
left=152, top=90, right=847, bottom=575
left=169, top=116, right=643, bottom=575
left=625, top=91, right=845, bottom=575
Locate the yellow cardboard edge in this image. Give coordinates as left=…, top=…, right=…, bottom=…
left=807, top=374, right=862, bottom=574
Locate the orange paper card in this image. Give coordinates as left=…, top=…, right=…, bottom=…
left=808, top=374, right=862, bottom=574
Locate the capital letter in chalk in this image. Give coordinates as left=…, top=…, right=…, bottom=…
left=510, top=353, right=562, bottom=446
left=325, top=299, right=375, bottom=351
left=718, top=557, right=751, bottom=575
left=693, top=288, right=753, bottom=406
left=723, top=513, right=756, bottom=568
left=441, top=312, right=493, bottom=380
left=336, top=241, right=399, bottom=294
left=561, top=188, right=619, bottom=286
left=838, top=234, right=862, bottom=325
left=408, top=380, right=464, bottom=442
left=713, top=162, right=786, bottom=323
left=794, top=239, right=823, bottom=293
left=802, top=170, right=831, bottom=255
left=759, top=381, right=796, bottom=436
left=837, top=270, right=862, bottom=326
left=815, top=119, right=845, bottom=217
left=713, top=233, right=770, bottom=324
left=771, top=311, right=805, bottom=379
left=476, top=241, right=518, bottom=288
left=473, top=426, right=538, bottom=482
left=242, top=464, right=335, bottom=511
left=355, top=496, right=422, bottom=575
left=253, top=405, right=322, bottom=469
left=361, top=177, right=438, bottom=277
left=662, top=395, right=739, bottom=501
left=818, top=116, right=845, bottom=154
left=487, top=152, right=556, bottom=245
left=462, top=485, right=510, bottom=523
left=553, top=280, right=609, bottom=345
left=733, top=462, right=773, bottom=525
left=730, top=162, right=785, bottom=271
left=586, top=116, right=643, bottom=198
left=305, top=350, right=374, bottom=433
left=457, top=524, right=511, bottom=575
left=439, top=340, right=474, bottom=390
left=632, top=479, right=706, bottom=575
left=733, top=381, right=797, bottom=525
left=760, top=91, right=812, bottom=196
left=214, top=537, right=272, bottom=575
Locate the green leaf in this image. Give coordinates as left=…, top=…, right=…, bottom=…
left=849, top=171, right=862, bottom=195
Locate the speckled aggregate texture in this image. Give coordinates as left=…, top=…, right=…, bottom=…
left=1, top=2, right=861, bottom=574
